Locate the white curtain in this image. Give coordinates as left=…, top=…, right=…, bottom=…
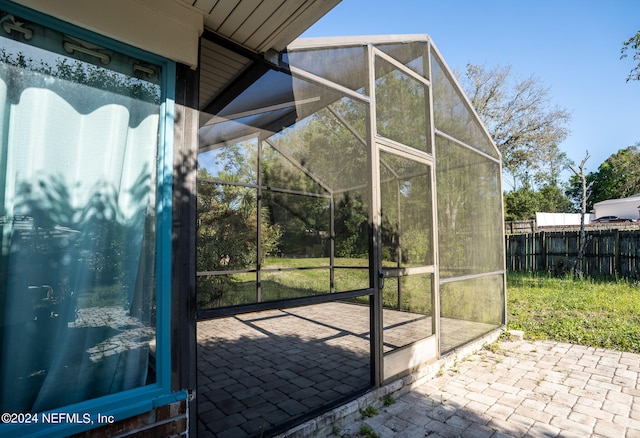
left=0, top=62, right=159, bottom=412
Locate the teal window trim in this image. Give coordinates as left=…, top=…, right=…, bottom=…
left=0, top=1, right=179, bottom=437
left=157, top=60, right=176, bottom=392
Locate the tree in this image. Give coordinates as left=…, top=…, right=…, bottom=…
left=621, top=31, right=640, bottom=82
left=458, top=64, right=572, bottom=190
left=503, top=185, right=573, bottom=221
left=568, top=152, right=590, bottom=278
left=590, top=144, right=640, bottom=202
left=537, top=184, right=573, bottom=213
left=196, top=165, right=282, bottom=308
left=504, top=188, right=539, bottom=221
left=567, top=144, right=640, bottom=211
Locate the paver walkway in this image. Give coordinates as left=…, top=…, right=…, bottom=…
left=332, top=340, right=640, bottom=438
left=197, top=302, right=497, bottom=437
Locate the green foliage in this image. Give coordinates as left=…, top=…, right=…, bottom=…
left=197, top=257, right=370, bottom=307
left=505, top=184, right=573, bottom=220
left=484, top=342, right=501, bottom=354
left=359, top=424, right=380, bottom=438
left=621, top=30, right=640, bottom=82
left=402, top=227, right=429, bottom=265
left=566, top=144, right=640, bottom=211
left=263, top=190, right=329, bottom=258
left=335, top=193, right=369, bottom=258
left=196, top=93, right=372, bottom=307
left=76, top=284, right=127, bottom=308
left=379, top=275, right=432, bottom=315
left=359, top=406, right=378, bottom=418
left=538, top=184, right=573, bottom=213
left=504, top=188, right=539, bottom=220
left=197, top=167, right=282, bottom=308
left=375, top=63, right=428, bottom=151
left=383, top=396, right=395, bottom=407
left=591, top=145, right=640, bottom=201
left=507, top=272, right=640, bottom=353
left=435, top=135, right=504, bottom=276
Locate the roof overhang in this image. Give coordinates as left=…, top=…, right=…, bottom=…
left=183, top=0, right=341, bottom=54
left=10, top=0, right=341, bottom=69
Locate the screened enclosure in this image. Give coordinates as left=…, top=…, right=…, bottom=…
left=195, top=35, right=505, bottom=436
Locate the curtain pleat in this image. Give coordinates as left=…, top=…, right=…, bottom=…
left=0, top=62, right=159, bottom=413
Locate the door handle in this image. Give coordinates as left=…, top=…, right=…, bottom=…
left=378, top=270, right=385, bottom=289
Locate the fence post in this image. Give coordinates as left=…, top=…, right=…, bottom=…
left=528, top=233, right=532, bottom=271
left=614, top=229, right=620, bottom=275
left=539, top=231, right=549, bottom=272
left=519, top=234, right=526, bottom=271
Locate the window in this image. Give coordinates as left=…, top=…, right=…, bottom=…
left=0, top=5, right=174, bottom=433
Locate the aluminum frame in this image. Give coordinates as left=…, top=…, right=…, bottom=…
left=194, top=31, right=506, bottom=406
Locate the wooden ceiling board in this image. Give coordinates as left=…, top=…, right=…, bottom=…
left=190, top=0, right=218, bottom=14
left=216, top=0, right=262, bottom=37
left=230, top=0, right=287, bottom=44
left=241, top=0, right=305, bottom=51
left=201, top=39, right=249, bottom=68
left=207, top=0, right=240, bottom=31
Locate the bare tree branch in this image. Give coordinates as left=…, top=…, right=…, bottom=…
left=569, top=151, right=590, bottom=278
left=459, top=63, right=572, bottom=190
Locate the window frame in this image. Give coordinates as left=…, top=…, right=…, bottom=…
left=0, top=2, right=182, bottom=436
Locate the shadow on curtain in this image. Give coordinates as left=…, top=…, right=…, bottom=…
left=0, top=33, right=160, bottom=413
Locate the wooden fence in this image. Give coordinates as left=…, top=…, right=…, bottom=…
left=505, top=220, right=536, bottom=235
left=505, top=229, right=640, bottom=277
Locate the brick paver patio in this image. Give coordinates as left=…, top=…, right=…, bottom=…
left=196, top=301, right=499, bottom=437
left=331, top=339, right=640, bottom=438
left=197, top=303, right=373, bottom=438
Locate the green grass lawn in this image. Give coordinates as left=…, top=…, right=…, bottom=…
left=199, top=259, right=640, bottom=353
left=507, top=272, right=640, bottom=353
left=198, top=257, right=431, bottom=313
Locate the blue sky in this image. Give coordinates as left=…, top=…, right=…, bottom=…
left=301, top=0, right=640, bottom=183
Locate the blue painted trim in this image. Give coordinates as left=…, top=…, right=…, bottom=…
left=157, top=60, right=176, bottom=391
left=0, top=1, right=178, bottom=436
